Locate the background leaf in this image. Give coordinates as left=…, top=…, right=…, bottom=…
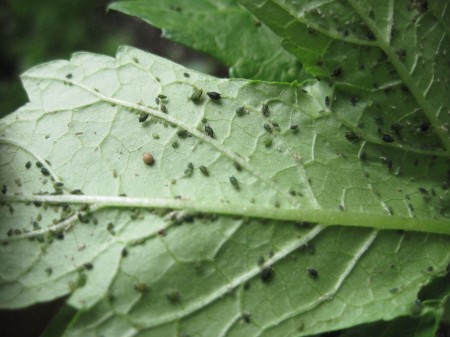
left=239, top=0, right=450, bottom=151
left=0, top=47, right=449, bottom=336
left=109, top=0, right=311, bottom=82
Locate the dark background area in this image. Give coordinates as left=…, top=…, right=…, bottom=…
left=0, top=0, right=226, bottom=118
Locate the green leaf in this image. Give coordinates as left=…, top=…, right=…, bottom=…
left=109, top=0, right=310, bottom=82
left=0, top=47, right=449, bottom=336
left=240, top=0, right=450, bottom=151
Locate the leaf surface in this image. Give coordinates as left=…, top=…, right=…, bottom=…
left=109, top=0, right=310, bottom=82
left=240, top=0, right=450, bottom=151
left=0, top=47, right=449, bottom=337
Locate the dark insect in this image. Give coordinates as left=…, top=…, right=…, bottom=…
left=65, top=73, right=73, bottom=79
left=41, top=167, right=50, bottom=176
left=260, top=266, right=273, bottom=283
left=236, top=106, right=246, bottom=116
left=190, top=88, right=203, bottom=102
left=242, top=312, right=251, bottom=323
left=172, top=141, right=179, bottom=149
left=205, top=125, right=214, bottom=138
left=261, top=104, right=270, bottom=117
left=177, top=130, right=189, bottom=138
left=199, top=166, right=209, bottom=176
left=418, top=187, right=429, bottom=194
left=257, top=256, right=265, bottom=266
left=229, top=176, right=239, bottom=190
left=307, top=268, right=318, bottom=279
left=158, top=94, right=167, bottom=99
left=183, top=73, right=190, bottom=78
left=290, top=124, right=298, bottom=130
left=166, top=289, right=180, bottom=303
left=233, top=161, right=242, bottom=171
left=264, top=138, right=273, bottom=148
left=331, top=67, right=342, bottom=78
left=36, top=161, right=43, bottom=168
left=25, top=161, right=32, bottom=169
left=155, top=97, right=160, bottom=105
left=121, top=248, right=128, bottom=257
left=338, top=205, right=345, bottom=211
left=83, top=263, right=94, bottom=270
left=345, top=131, right=360, bottom=142
left=184, top=162, right=194, bottom=177
left=138, top=113, right=149, bottom=123
left=263, top=123, right=272, bottom=133
left=134, top=282, right=148, bottom=293
left=160, top=105, right=168, bottom=113
left=419, top=121, right=430, bottom=132
left=382, top=133, right=395, bottom=143
left=207, top=91, right=221, bottom=100
left=143, top=152, right=154, bottom=166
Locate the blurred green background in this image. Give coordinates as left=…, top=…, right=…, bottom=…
left=0, top=0, right=225, bottom=118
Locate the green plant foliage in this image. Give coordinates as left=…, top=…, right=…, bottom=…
left=0, top=0, right=449, bottom=336
left=109, top=0, right=311, bottom=82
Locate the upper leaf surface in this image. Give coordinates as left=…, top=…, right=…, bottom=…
left=240, top=0, right=450, bottom=151
left=109, top=0, right=310, bottom=82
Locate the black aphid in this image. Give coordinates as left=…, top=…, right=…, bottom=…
left=264, top=138, right=273, bottom=148
left=1, top=185, right=6, bottom=194
left=419, top=121, right=430, bottom=132
left=183, top=72, right=190, bottom=78
left=307, top=268, right=318, bottom=279
left=233, top=161, right=242, bottom=171
left=290, top=124, right=298, bottom=130
left=418, top=187, right=429, bottom=194
left=184, top=162, right=194, bottom=177
left=207, top=91, right=221, bottom=100
left=65, top=73, right=73, bottom=79
left=36, top=161, right=43, bottom=168
left=205, top=125, right=214, bottom=138
left=331, top=67, right=342, bottom=78
left=263, top=123, right=272, bottom=133
left=158, top=94, right=167, bottom=99
left=160, top=105, right=168, bottom=113
left=166, top=289, right=180, bottom=303
left=41, top=167, right=50, bottom=176
left=229, top=176, right=239, bottom=190
left=25, top=161, right=32, bottom=169
left=345, top=131, right=360, bottom=142
left=199, top=166, right=209, bottom=176
left=84, top=263, right=94, bottom=270
left=242, top=312, right=251, bottom=323
left=260, top=266, right=273, bottom=283
left=382, top=133, right=395, bottom=143
left=261, top=104, right=270, bottom=117
left=177, top=130, right=189, bottom=138
left=138, top=113, right=149, bottom=123
left=191, top=88, right=203, bottom=102
left=236, top=106, right=246, bottom=116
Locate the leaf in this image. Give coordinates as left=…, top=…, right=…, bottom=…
left=0, top=47, right=449, bottom=337
left=239, top=0, right=450, bottom=151
left=109, top=0, right=311, bottom=82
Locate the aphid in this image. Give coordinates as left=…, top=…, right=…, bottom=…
left=121, top=248, right=128, bottom=257
left=190, top=88, right=203, bottom=102
left=143, top=152, right=155, bottom=166
left=242, top=312, right=251, bottom=323
left=45, top=267, right=53, bottom=276
left=233, top=161, right=242, bottom=171
left=290, top=124, right=298, bottom=130
left=158, top=94, right=167, bottom=99
left=418, top=187, right=429, bottom=195
left=264, top=138, right=273, bottom=148
left=155, top=97, right=160, bottom=105
left=205, top=125, right=214, bottom=138
left=65, top=73, right=73, bottom=79
left=263, top=123, right=272, bottom=133
left=325, top=96, right=330, bottom=106
left=382, top=133, right=395, bottom=143
left=184, top=162, right=194, bottom=177
left=166, top=289, right=180, bottom=303
left=236, top=106, right=246, bottom=116
left=183, top=72, right=190, bottom=78
left=206, top=91, right=221, bottom=100
left=418, top=121, right=430, bottom=132
left=41, top=167, right=50, bottom=176
left=261, top=104, right=270, bottom=117
left=36, top=161, right=43, bottom=168
left=160, top=105, right=168, bottom=113
left=1, top=185, right=6, bottom=194
left=172, top=141, right=179, bottom=149
left=177, top=130, right=189, bottom=138
left=307, top=268, right=318, bottom=279
left=138, top=112, right=149, bottom=123
left=134, top=282, right=148, bottom=293
left=338, top=205, right=345, bottom=211
left=257, top=256, right=265, bottom=266
left=133, top=57, right=139, bottom=63
left=229, top=176, right=239, bottom=190
left=83, top=263, right=94, bottom=270
left=345, top=131, right=360, bottom=142
left=331, top=67, right=342, bottom=78
left=152, top=133, right=160, bottom=140
left=25, top=161, right=32, bottom=169
left=260, top=266, right=273, bottom=283
left=199, top=166, right=209, bottom=176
